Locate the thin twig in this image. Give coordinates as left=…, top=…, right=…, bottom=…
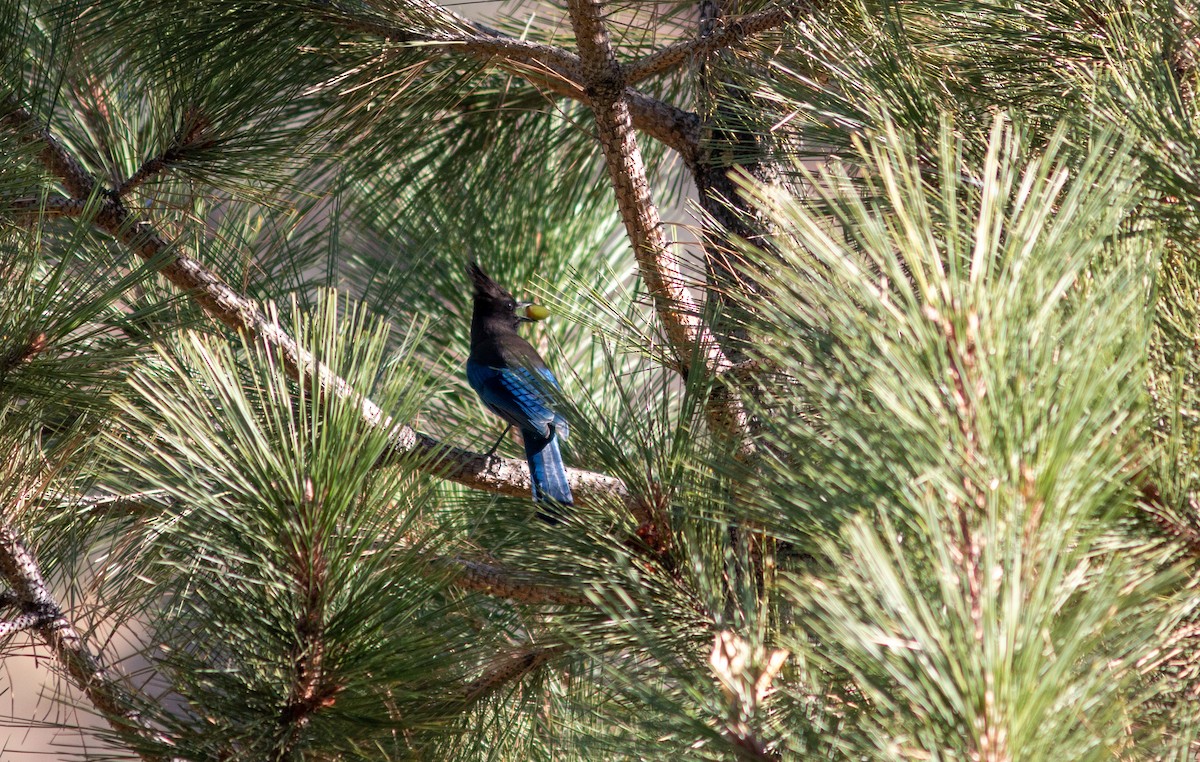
left=463, top=643, right=570, bottom=704
left=71, top=490, right=173, bottom=516
left=624, top=3, right=806, bottom=85
left=113, top=107, right=218, bottom=196
left=329, top=9, right=583, bottom=81
left=312, top=0, right=701, bottom=161
left=312, top=0, right=581, bottom=86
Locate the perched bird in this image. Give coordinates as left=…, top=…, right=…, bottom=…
left=466, top=262, right=573, bottom=517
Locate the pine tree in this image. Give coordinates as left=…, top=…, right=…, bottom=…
left=2, top=0, right=1199, bottom=759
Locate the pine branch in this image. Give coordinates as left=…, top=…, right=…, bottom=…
left=567, top=0, right=708, bottom=375
left=626, top=90, right=701, bottom=166
left=432, top=555, right=593, bottom=606
left=408, top=442, right=641, bottom=518
left=624, top=2, right=809, bottom=85
left=0, top=609, right=56, bottom=638
left=312, top=0, right=702, bottom=161
left=116, top=110, right=218, bottom=196
left=276, top=488, right=341, bottom=757
left=7, top=195, right=87, bottom=220
left=537, top=72, right=701, bottom=164
left=1, top=105, right=95, bottom=198
left=316, top=0, right=584, bottom=81
left=463, top=643, right=570, bottom=705
left=1, top=108, right=643, bottom=518
left=1138, top=480, right=1200, bottom=559
left=72, top=490, right=173, bottom=517
left=0, top=522, right=178, bottom=761
left=566, top=0, right=752, bottom=465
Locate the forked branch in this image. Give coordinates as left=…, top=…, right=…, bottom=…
left=313, top=0, right=702, bottom=161
left=0, top=521, right=178, bottom=761
left=565, top=0, right=753, bottom=457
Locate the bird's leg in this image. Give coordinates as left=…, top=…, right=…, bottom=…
left=483, top=425, right=512, bottom=457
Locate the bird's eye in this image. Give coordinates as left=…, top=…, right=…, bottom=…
left=505, top=300, right=516, bottom=312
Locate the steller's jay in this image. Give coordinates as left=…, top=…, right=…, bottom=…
left=466, top=262, right=573, bottom=517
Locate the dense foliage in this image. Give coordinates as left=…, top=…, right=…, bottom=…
left=3, top=0, right=1200, bottom=759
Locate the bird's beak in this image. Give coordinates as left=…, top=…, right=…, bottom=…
left=518, top=302, right=550, bottom=322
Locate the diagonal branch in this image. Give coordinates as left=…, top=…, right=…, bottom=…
left=7, top=195, right=87, bottom=220
left=115, top=110, right=218, bottom=197
left=1, top=106, right=95, bottom=199
left=0, top=521, right=178, bottom=761
left=463, top=643, right=570, bottom=705
left=0, top=609, right=56, bottom=638
left=565, top=0, right=751, bottom=455
left=1, top=110, right=644, bottom=521
left=624, top=3, right=807, bottom=85
left=431, top=555, right=593, bottom=606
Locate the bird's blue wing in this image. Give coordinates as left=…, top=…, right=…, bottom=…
left=467, top=362, right=566, bottom=438
left=534, top=367, right=570, bottom=440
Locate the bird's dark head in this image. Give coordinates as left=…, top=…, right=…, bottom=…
left=467, top=262, right=549, bottom=328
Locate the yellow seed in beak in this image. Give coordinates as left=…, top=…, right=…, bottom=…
left=525, top=304, right=550, bottom=321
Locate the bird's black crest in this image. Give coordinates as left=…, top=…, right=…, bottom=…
left=467, top=262, right=512, bottom=301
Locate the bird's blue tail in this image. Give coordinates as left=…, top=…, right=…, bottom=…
left=524, top=429, right=572, bottom=522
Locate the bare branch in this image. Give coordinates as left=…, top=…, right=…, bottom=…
left=116, top=121, right=214, bottom=197
left=518, top=69, right=701, bottom=162
left=409, top=439, right=639, bottom=517
left=567, top=0, right=711, bottom=375
left=1, top=108, right=95, bottom=199
left=7, top=195, right=87, bottom=220
left=624, top=3, right=806, bottom=85
left=117, top=153, right=176, bottom=199
left=626, top=90, right=701, bottom=166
